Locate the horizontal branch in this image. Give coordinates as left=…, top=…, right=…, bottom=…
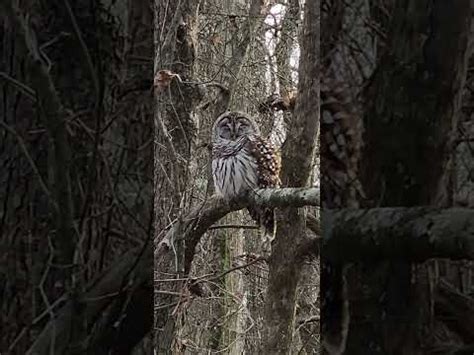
left=323, top=207, right=474, bottom=262
left=243, top=187, right=319, bottom=208
left=155, top=187, right=318, bottom=263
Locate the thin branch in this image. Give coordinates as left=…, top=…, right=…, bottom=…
left=194, top=255, right=267, bottom=284
left=0, top=120, right=57, bottom=211
left=0, top=71, right=36, bottom=100
left=62, top=0, right=99, bottom=104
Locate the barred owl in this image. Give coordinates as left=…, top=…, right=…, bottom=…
left=211, top=111, right=281, bottom=232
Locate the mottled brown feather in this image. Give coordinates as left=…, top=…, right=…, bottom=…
left=246, top=136, right=281, bottom=232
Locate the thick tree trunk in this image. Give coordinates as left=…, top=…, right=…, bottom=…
left=352, top=0, right=473, bottom=353
left=261, top=1, right=319, bottom=353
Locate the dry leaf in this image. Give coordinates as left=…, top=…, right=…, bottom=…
left=154, top=70, right=180, bottom=92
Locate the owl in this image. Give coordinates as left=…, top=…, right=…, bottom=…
left=211, top=111, right=281, bottom=232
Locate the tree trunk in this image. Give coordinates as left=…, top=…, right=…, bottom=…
left=351, top=0, right=473, bottom=353
left=261, top=1, right=319, bottom=353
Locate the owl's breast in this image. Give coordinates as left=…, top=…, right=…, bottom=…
left=212, top=148, right=258, bottom=200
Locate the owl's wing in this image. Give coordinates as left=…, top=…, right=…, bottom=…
left=246, top=136, right=281, bottom=233
left=247, top=136, right=281, bottom=189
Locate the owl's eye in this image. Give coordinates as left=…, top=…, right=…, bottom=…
left=219, top=125, right=231, bottom=139
left=237, top=123, right=249, bottom=134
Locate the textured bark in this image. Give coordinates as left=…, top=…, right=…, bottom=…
left=261, top=0, right=320, bottom=353
left=295, top=262, right=320, bottom=354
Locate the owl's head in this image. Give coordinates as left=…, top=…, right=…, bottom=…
left=212, top=111, right=260, bottom=142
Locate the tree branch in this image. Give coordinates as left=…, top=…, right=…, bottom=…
left=245, top=187, right=319, bottom=207
left=155, top=187, right=319, bottom=261
left=324, top=207, right=474, bottom=262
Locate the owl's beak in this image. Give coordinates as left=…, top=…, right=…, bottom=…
left=231, top=133, right=237, bottom=140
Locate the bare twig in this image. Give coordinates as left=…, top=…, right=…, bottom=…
left=62, top=0, right=99, bottom=104
left=0, top=71, right=36, bottom=100
left=0, top=120, right=57, bottom=210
